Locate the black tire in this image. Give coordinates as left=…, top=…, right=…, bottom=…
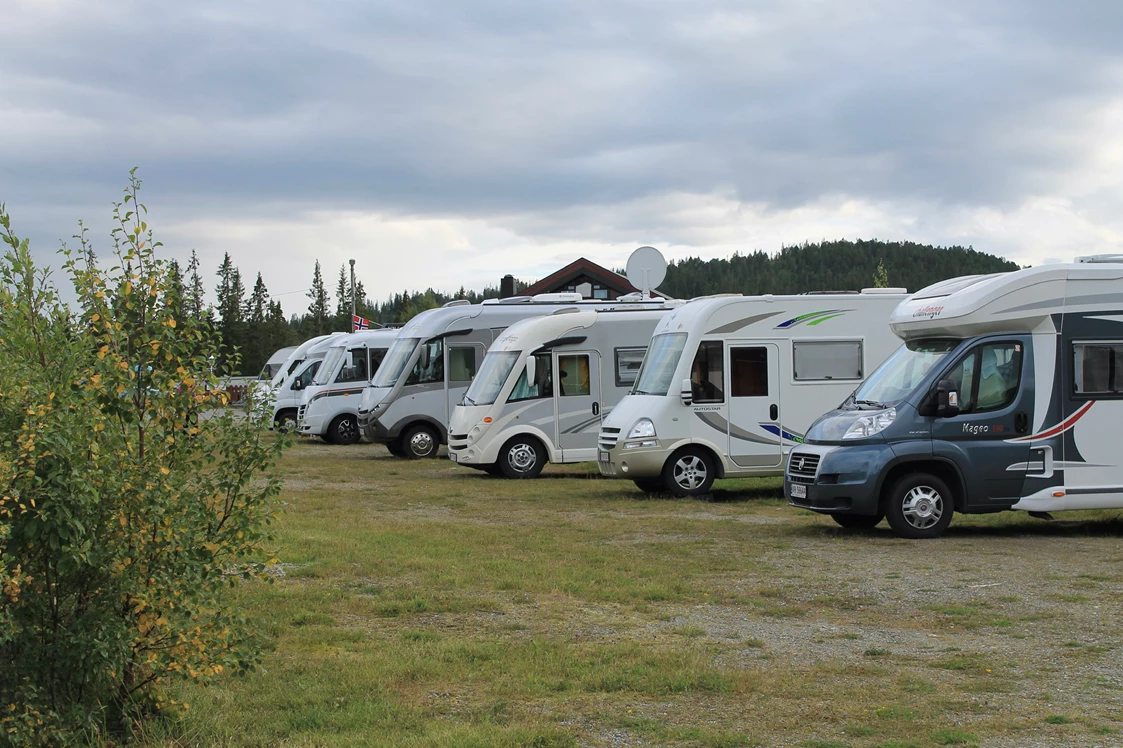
left=633, top=478, right=665, bottom=494
left=328, top=414, right=360, bottom=445
left=402, top=423, right=441, bottom=459
left=883, top=472, right=954, bottom=539
left=273, top=409, right=298, bottom=432
left=831, top=513, right=884, bottom=529
left=661, top=448, right=716, bottom=498
left=386, top=440, right=406, bottom=458
left=498, top=437, right=545, bottom=479
left=482, top=463, right=503, bottom=476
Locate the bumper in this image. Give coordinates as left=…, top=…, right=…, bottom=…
left=447, top=435, right=485, bottom=465
left=358, top=410, right=395, bottom=444
left=596, top=441, right=668, bottom=479
left=785, top=443, right=888, bottom=516
left=299, top=410, right=328, bottom=436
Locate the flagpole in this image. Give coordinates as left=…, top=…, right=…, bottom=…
left=349, top=258, right=356, bottom=331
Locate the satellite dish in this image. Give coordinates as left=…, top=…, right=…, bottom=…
left=625, top=246, right=667, bottom=299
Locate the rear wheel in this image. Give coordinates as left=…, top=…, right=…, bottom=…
left=633, top=478, right=665, bottom=494
left=328, top=414, right=360, bottom=445
left=662, top=448, right=716, bottom=498
left=831, top=513, right=884, bottom=529
left=403, top=424, right=441, bottom=459
left=884, top=473, right=954, bottom=539
left=499, top=437, right=545, bottom=479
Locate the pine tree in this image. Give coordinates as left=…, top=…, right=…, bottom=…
left=307, top=260, right=330, bottom=336
left=186, top=249, right=207, bottom=320
left=243, top=273, right=271, bottom=376
left=215, top=253, right=246, bottom=374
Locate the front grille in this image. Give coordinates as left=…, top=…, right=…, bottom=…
left=449, top=433, right=468, bottom=441
left=787, top=452, right=820, bottom=484
left=598, top=426, right=621, bottom=451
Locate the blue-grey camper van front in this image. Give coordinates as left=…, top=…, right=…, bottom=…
left=786, top=443, right=892, bottom=515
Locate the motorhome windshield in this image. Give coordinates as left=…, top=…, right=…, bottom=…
left=849, top=339, right=959, bottom=407
left=463, top=351, right=520, bottom=406
left=314, top=346, right=345, bottom=386
left=373, top=337, right=420, bottom=387
left=632, top=333, right=688, bottom=396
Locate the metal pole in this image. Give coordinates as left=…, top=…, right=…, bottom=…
left=349, top=258, right=356, bottom=329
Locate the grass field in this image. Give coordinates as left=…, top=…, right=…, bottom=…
left=145, top=441, right=1123, bottom=747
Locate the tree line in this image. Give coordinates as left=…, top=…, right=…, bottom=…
left=174, top=239, right=1017, bottom=377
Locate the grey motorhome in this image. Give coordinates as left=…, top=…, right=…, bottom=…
left=447, top=304, right=679, bottom=477
left=786, top=257, right=1123, bottom=538
left=358, top=294, right=670, bottom=458
left=597, top=290, right=909, bottom=496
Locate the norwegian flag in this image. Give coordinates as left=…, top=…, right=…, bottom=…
left=352, top=314, right=372, bottom=331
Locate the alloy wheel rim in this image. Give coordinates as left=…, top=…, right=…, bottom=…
left=902, top=486, right=943, bottom=529
left=508, top=443, right=537, bottom=472
left=673, top=455, right=707, bottom=490
left=338, top=418, right=357, bottom=441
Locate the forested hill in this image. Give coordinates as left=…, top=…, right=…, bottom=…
left=658, top=240, right=1020, bottom=298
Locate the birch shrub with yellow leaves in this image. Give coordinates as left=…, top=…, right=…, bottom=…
left=0, top=173, right=288, bottom=744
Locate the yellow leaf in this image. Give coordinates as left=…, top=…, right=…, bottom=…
left=159, top=467, right=170, bottom=475
left=168, top=319, right=177, bottom=328
left=98, top=346, right=109, bottom=360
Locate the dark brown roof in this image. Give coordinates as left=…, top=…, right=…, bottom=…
left=517, top=257, right=668, bottom=298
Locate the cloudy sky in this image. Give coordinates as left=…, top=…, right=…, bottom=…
left=3, top=0, right=1122, bottom=315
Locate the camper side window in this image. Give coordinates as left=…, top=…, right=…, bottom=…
left=614, top=347, right=646, bottom=387
left=793, top=341, right=863, bottom=381
left=1074, top=342, right=1123, bottom=395
left=406, top=340, right=444, bottom=385
left=942, top=342, right=1023, bottom=413
left=690, top=342, right=725, bottom=403
left=730, top=347, right=769, bottom=397
left=508, top=353, right=553, bottom=402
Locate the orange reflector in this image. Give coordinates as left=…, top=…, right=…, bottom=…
left=483, top=417, right=492, bottom=423
left=1052, top=491, right=1065, bottom=497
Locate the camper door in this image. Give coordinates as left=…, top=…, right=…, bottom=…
left=556, top=351, right=601, bottom=461
left=445, top=343, right=484, bottom=421
left=726, top=342, right=782, bottom=469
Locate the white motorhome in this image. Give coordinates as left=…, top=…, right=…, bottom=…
left=597, top=290, right=909, bottom=496
left=258, top=346, right=298, bottom=381
left=268, top=333, right=346, bottom=430
left=297, top=328, right=401, bottom=444
left=787, top=257, right=1123, bottom=538
left=447, top=304, right=680, bottom=477
left=358, top=294, right=671, bottom=458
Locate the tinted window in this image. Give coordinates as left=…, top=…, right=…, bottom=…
left=943, top=342, right=1023, bottom=413
left=1074, top=342, right=1123, bottom=395
left=406, top=340, right=444, bottom=385
left=731, top=347, right=769, bottom=397
left=508, top=353, right=553, bottom=402
left=793, top=341, right=863, bottom=381
left=448, top=346, right=476, bottom=383
left=614, top=347, right=646, bottom=387
left=337, top=348, right=369, bottom=383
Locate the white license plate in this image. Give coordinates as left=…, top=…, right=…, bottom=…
left=790, top=483, right=807, bottom=499
left=599, top=450, right=611, bottom=463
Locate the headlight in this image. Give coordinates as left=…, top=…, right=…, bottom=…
left=842, top=408, right=896, bottom=440
left=628, top=418, right=657, bottom=439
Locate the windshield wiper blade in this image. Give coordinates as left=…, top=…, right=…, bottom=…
left=462, top=395, right=475, bottom=406
left=854, top=399, right=885, bottom=407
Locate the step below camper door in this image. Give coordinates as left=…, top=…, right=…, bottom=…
left=727, top=343, right=782, bottom=469
left=556, top=351, right=602, bottom=462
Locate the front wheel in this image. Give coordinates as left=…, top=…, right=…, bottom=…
left=831, top=513, right=884, bottom=529
left=403, top=424, right=441, bottom=459
left=386, top=440, right=407, bottom=458
left=328, top=414, right=360, bottom=445
left=499, top=437, right=545, bottom=479
left=273, top=410, right=298, bottom=432
left=662, top=448, right=716, bottom=498
left=884, top=473, right=954, bottom=539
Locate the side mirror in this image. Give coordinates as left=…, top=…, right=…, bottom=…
left=680, top=378, right=693, bottom=406
left=525, top=355, right=537, bottom=383
left=936, top=379, right=960, bottom=417
left=420, top=345, right=431, bottom=370
left=291, top=380, right=304, bottom=391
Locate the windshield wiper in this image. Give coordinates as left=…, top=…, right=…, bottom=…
left=854, top=399, right=886, bottom=408
left=462, top=394, right=476, bottom=406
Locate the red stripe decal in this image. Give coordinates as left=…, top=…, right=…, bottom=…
left=1011, top=401, right=1093, bottom=442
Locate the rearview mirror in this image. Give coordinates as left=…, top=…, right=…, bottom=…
left=680, top=378, right=693, bottom=406
left=936, top=379, right=960, bottom=417
left=291, top=380, right=304, bottom=391
left=525, top=355, right=537, bottom=383
left=420, top=344, right=431, bottom=370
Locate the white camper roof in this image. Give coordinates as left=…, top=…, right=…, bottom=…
left=322, top=328, right=400, bottom=350
left=489, top=308, right=673, bottom=354
left=264, top=345, right=298, bottom=367
left=392, top=296, right=678, bottom=342
left=890, top=259, right=1123, bottom=340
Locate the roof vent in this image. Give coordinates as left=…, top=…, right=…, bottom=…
left=1076, top=254, right=1123, bottom=264
left=442, top=299, right=471, bottom=307
left=860, top=287, right=909, bottom=294
left=531, top=292, right=584, bottom=302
